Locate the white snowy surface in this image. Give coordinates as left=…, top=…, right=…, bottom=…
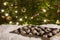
left=0, top=24, right=60, bottom=40
left=0, top=33, right=41, bottom=40
left=40, top=24, right=60, bottom=29
left=0, top=25, right=41, bottom=40
left=0, top=25, right=21, bottom=33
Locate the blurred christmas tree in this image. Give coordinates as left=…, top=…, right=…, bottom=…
left=0, top=0, right=60, bottom=25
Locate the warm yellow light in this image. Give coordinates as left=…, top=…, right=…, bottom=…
left=56, top=20, right=60, bottom=24
left=5, top=13, right=9, bottom=16
left=25, top=16, right=27, bottom=19
left=16, top=22, right=19, bottom=25
left=9, top=21, right=12, bottom=24
left=1, top=9, right=5, bottom=12
left=42, top=9, right=46, bottom=12
left=44, top=19, right=47, bottom=22
left=31, top=17, right=33, bottom=19
left=3, top=2, right=8, bottom=6
left=15, top=10, right=18, bottom=13
left=19, top=18, right=23, bottom=21
left=11, top=4, right=13, bottom=6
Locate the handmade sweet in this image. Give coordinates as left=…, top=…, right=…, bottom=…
left=11, top=25, right=60, bottom=38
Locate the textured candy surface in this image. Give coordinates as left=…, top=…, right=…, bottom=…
left=11, top=25, right=60, bottom=38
